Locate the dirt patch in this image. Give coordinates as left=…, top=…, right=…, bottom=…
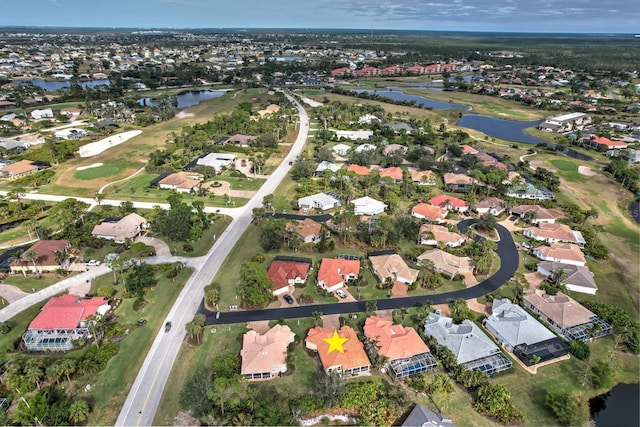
left=247, top=320, right=271, bottom=334
left=524, top=272, right=547, bottom=290
left=529, top=160, right=544, bottom=170
left=174, top=411, right=199, bottom=426
left=578, top=166, right=598, bottom=176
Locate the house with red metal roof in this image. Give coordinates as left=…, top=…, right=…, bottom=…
left=267, top=259, right=311, bottom=296
left=22, top=294, right=111, bottom=351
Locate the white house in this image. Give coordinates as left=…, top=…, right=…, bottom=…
left=297, top=192, right=341, bottom=211
left=350, top=196, right=387, bottom=216
left=332, top=144, right=351, bottom=156
left=30, top=108, right=54, bottom=120
left=196, top=152, right=237, bottom=173
left=355, top=143, right=376, bottom=153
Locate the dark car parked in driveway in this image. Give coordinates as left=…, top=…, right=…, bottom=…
left=283, top=294, right=294, bottom=304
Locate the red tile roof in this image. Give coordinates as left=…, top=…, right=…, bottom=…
left=590, top=135, right=628, bottom=148
left=347, top=164, right=371, bottom=176
left=267, top=260, right=311, bottom=292
left=429, top=194, right=469, bottom=209
left=379, top=167, right=403, bottom=181
left=411, top=203, right=448, bottom=222
left=29, top=295, right=109, bottom=330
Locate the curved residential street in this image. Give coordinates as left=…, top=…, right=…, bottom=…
left=201, top=221, right=519, bottom=325
left=115, top=90, right=310, bottom=426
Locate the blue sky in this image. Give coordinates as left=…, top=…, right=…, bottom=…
left=0, top=0, right=637, bottom=33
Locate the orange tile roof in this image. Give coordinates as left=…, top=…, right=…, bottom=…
left=411, top=203, right=448, bottom=221
left=317, top=258, right=360, bottom=288
left=306, top=326, right=371, bottom=371
left=347, top=164, right=371, bottom=176
left=410, top=169, right=437, bottom=183
left=429, top=194, right=469, bottom=209
left=379, top=167, right=403, bottom=180
left=364, top=316, right=430, bottom=360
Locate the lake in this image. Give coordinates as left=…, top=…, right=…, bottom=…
left=353, top=89, right=470, bottom=110
left=590, top=383, right=640, bottom=427
left=24, top=79, right=111, bottom=91
left=456, top=114, right=544, bottom=144
left=137, top=90, right=227, bottom=109
left=456, top=114, right=593, bottom=161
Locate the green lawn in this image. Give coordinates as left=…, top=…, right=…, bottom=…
left=2, top=274, right=64, bottom=293
left=85, top=267, right=192, bottom=425
left=74, top=164, right=127, bottom=181
left=165, top=214, right=232, bottom=257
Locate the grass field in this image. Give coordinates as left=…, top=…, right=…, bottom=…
left=84, top=267, right=192, bottom=425
left=73, top=164, right=127, bottom=180
left=43, top=89, right=274, bottom=196
left=2, top=274, right=64, bottom=293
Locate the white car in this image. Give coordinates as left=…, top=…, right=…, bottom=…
left=336, top=289, right=347, bottom=299
left=85, top=260, right=101, bottom=266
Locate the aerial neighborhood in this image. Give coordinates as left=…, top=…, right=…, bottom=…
left=0, top=26, right=636, bottom=427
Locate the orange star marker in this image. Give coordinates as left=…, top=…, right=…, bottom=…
left=324, top=330, right=349, bottom=354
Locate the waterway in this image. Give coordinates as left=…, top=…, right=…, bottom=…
left=353, top=89, right=469, bottom=110
left=137, top=89, right=227, bottom=109
left=629, top=200, right=640, bottom=224
left=456, top=114, right=593, bottom=161
left=590, top=383, right=640, bottom=427
left=24, top=79, right=110, bottom=91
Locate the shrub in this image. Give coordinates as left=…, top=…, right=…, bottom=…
left=569, top=340, right=591, bottom=360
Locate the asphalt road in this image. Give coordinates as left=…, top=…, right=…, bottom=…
left=202, top=220, right=519, bottom=325
left=115, top=90, right=310, bottom=426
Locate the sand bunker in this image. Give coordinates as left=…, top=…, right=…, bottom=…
left=76, top=162, right=104, bottom=171
left=78, top=130, right=142, bottom=158
left=299, top=95, right=323, bottom=107
left=578, top=166, right=598, bottom=176
left=175, top=111, right=195, bottom=119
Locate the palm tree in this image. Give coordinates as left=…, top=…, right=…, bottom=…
left=25, top=366, right=43, bottom=390
left=95, top=192, right=105, bottom=207
left=365, top=300, right=378, bottom=316
left=59, top=359, right=76, bottom=383
left=7, top=187, right=26, bottom=210
left=69, top=400, right=90, bottom=425
left=311, top=311, right=323, bottom=326
left=21, top=249, right=38, bottom=275
left=46, top=361, right=64, bottom=386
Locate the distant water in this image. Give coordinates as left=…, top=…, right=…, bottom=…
left=456, top=114, right=544, bottom=144
left=24, top=79, right=110, bottom=91
left=590, top=383, right=640, bottom=427
left=629, top=200, right=640, bottom=224
left=353, top=89, right=469, bottom=110
left=137, top=90, right=226, bottom=109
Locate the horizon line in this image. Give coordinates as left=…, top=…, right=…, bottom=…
left=0, top=25, right=636, bottom=36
